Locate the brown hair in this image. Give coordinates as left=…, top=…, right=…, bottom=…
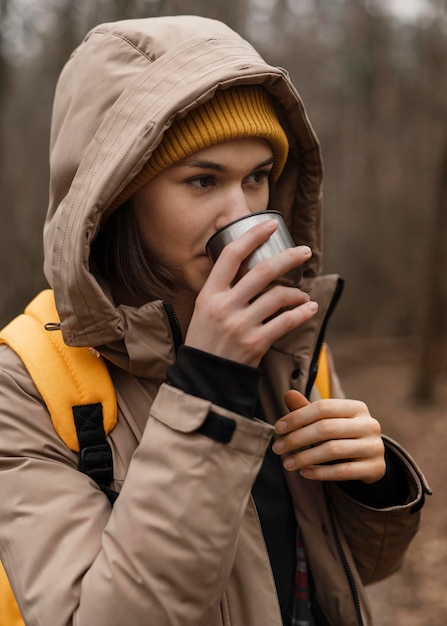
left=91, top=201, right=176, bottom=304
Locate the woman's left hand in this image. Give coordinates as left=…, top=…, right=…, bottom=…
left=272, top=390, right=385, bottom=484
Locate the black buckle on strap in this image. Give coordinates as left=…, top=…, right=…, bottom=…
left=79, top=443, right=113, bottom=486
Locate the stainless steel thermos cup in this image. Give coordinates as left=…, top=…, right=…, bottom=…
left=206, top=211, right=302, bottom=287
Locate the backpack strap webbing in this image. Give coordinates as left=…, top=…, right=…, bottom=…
left=0, top=290, right=117, bottom=498
left=73, top=403, right=118, bottom=504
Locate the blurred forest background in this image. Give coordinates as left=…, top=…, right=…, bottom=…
left=0, top=1, right=446, bottom=623
left=1, top=0, right=447, bottom=399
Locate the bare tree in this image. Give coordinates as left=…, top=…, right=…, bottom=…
left=413, top=135, right=447, bottom=401
left=0, top=0, right=10, bottom=166
left=1, top=0, right=447, bottom=340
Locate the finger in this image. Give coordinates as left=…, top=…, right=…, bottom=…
left=246, top=284, right=311, bottom=322
left=258, top=300, right=319, bottom=349
left=278, top=412, right=379, bottom=451
left=298, top=457, right=385, bottom=483
left=279, top=399, right=370, bottom=434
left=281, top=428, right=385, bottom=480
left=284, top=389, right=309, bottom=411
left=233, top=245, right=311, bottom=303
left=288, top=432, right=381, bottom=465
left=207, top=219, right=278, bottom=288
left=222, top=300, right=318, bottom=367
left=274, top=390, right=310, bottom=436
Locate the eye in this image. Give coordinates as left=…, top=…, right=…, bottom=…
left=188, top=175, right=216, bottom=190
left=244, top=169, right=271, bottom=186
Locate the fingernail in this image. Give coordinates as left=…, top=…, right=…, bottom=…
left=307, top=301, right=318, bottom=312
left=274, top=420, right=288, bottom=433
left=284, top=457, right=296, bottom=470
left=272, top=440, right=285, bottom=453
left=261, top=219, right=278, bottom=230
left=300, top=468, right=312, bottom=479
left=297, top=245, right=311, bottom=257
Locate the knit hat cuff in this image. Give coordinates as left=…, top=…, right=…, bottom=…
left=109, top=86, right=288, bottom=214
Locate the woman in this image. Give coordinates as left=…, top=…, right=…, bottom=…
left=0, top=15, right=430, bottom=626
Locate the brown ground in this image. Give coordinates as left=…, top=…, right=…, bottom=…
left=329, top=335, right=446, bottom=626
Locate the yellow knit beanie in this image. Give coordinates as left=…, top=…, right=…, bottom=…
left=109, top=86, right=289, bottom=212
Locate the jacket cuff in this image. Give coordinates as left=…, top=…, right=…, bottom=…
left=337, top=436, right=433, bottom=511
left=338, top=446, right=409, bottom=508
left=166, top=345, right=260, bottom=418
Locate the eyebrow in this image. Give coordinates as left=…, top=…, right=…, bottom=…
left=175, top=156, right=274, bottom=173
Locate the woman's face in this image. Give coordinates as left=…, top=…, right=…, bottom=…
left=132, top=137, right=274, bottom=303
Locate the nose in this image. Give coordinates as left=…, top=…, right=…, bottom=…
left=214, top=187, right=251, bottom=232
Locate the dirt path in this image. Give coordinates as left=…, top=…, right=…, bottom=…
left=329, top=335, right=445, bottom=625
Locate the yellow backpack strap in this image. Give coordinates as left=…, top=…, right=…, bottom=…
left=0, top=290, right=118, bottom=625
left=0, top=562, right=23, bottom=626
left=0, top=289, right=117, bottom=451
left=314, top=343, right=331, bottom=399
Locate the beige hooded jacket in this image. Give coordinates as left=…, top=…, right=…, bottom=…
left=0, top=16, right=430, bottom=626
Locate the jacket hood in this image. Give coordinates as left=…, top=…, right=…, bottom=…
left=43, top=16, right=323, bottom=360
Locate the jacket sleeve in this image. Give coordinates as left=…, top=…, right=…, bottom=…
left=322, top=345, right=431, bottom=584
left=326, top=435, right=431, bottom=584
left=0, top=347, right=273, bottom=626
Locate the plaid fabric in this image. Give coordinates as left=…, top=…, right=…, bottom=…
left=290, top=528, right=315, bottom=626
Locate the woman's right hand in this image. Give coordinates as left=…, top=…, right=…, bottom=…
left=184, top=219, right=318, bottom=368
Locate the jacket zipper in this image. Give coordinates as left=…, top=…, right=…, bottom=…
left=162, top=301, right=183, bottom=354
left=324, top=486, right=364, bottom=626
left=305, top=277, right=344, bottom=399
left=164, top=282, right=361, bottom=623
left=303, top=276, right=363, bottom=625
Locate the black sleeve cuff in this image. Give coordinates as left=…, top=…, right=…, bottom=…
left=166, top=345, right=260, bottom=418
left=338, top=445, right=410, bottom=508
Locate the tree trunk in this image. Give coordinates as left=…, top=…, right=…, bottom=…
left=413, top=134, right=447, bottom=401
